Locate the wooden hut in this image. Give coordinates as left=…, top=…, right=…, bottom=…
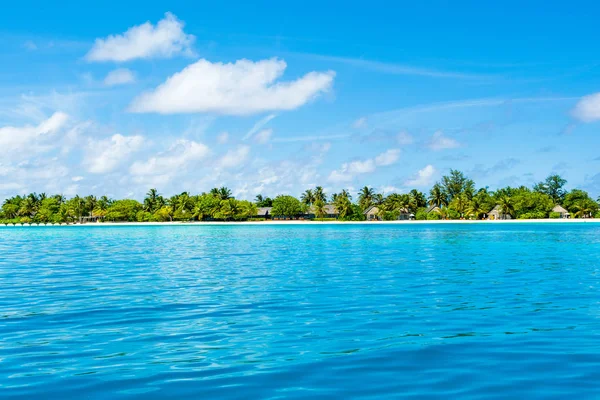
left=552, top=205, right=570, bottom=219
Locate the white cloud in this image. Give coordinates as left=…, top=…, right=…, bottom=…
left=347, top=159, right=376, bottom=174
left=328, top=149, right=398, bottom=183
left=397, top=131, right=414, bottom=145
left=243, top=114, right=276, bottom=140
left=217, top=131, right=229, bottom=144
left=427, top=130, right=460, bottom=151
left=104, top=68, right=136, bottom=86
left=0, top=112, right=69, bottom=156
left=85, top=134, right=144, bottom=174
left=72, top=176, right=84, bottom=182
left=86, top=12, right=195, bottom=62
left=130, top=139, right=209, bottom=176
left=218, top=145, right=250, bottom=169
left=374, top=148, right=400, bottom=166
left=572, top=93, right=600, bottom=122
left=405, top=165, right=436, bottom=187
left=254, top=129, right=273, bottom=144
left=129, top=58, right=335, bottom=115
left=353, top=117, right=367, bottom=129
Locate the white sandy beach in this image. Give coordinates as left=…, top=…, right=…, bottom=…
left=3, top=219, right=599, bottom=227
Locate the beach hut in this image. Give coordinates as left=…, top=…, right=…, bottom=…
left=426, top=205, right=440, bottom=214
left=364, top=206, right=381, bottom=221
left=256, top=207, right=273, bottom=219
left=307, top=204, right=339, bottom=219
left=398, top=208, right=412, bottom=220
left=552, top=205, right=570, bottom=219
left=487, top=205, right=512, bottom=220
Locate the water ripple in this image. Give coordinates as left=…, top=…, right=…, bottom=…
left=1, top=223, right=600, bottom=398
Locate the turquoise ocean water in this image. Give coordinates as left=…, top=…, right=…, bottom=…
left=1, top=223, right=600, bottom=399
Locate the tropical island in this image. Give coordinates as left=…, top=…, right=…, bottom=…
left=1, top=170, right=598, bottom=225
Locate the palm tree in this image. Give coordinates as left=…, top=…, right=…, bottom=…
left=144, top=189, right=160, bottom=212
left=84, top=195, right=97, bottom=216
left=498, top=195, right=515, bottom=219
left=313, top=199, right=327, bottom=219
left=429, top=183, right=448, bottom=207
left=300, top=189, right=315, bottom=206
left=340, top=189, right=352, bottom=201
left=219, top=198, right=239, bottom=220
left=449, top=193, right=470, bottom=217
left=54, top=194, right=66, bottom=205
left=571, top=199, right=596, bottom=218
left=209, top=187, right=233, bottom=200
left=358, top=186, right=375, bottom=210
left=219, top=187, right=232, bottom=200
left=466, top=197, right=487, bottom=220
left=333, top=191, right=352, bottom=218
left=19, top=196, right=36, bottom=218
left=409, top=189, right=427, bottom=209
left=314, top=186, right=326, bottom=203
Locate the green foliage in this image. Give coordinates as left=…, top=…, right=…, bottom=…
left=446, top=209, right=461, bottom=220
left=415, top=208, right=428, bottom=220
left=382, top=210, right=399, bottom=221
left=136, top=210, right=154, bottom=222
left=595, top=211, right=600, bottom=219
left=440, top=170, right=475, bottom=201
left=105, top=200, right=143, bottom=222
left=549, top=212, right=561, bottom=219
left=518, top=211, right=547, bottom=219
left=255, top=194, right=273, bottom=207
left=272, top=195, right=303, bottom=218
left=427, top=211, right=441, bottom=220
left=338, top=204, right=366, bottom=221
left=358, top=186, right=376, bottom=211
left=563, top=189, right=598, bottom=218
left=533, top=174, right=567, bottom=204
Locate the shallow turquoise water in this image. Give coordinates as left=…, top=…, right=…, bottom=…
left=1, top=223, right=600, bottom=399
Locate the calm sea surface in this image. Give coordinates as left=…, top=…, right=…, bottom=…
left=1, top=223, right=600, bottom=399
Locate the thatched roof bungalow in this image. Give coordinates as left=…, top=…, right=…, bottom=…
left=487, top=205, right=512, bottom=220
left=426, top=205, right=440, bottom=214
left=255, top=207, right=273, bottom=219
left=364, top=206, right=381, bottom=221
left=307, top=204, right=339, bottom=219
left=552, top=205, right=570, bottom=218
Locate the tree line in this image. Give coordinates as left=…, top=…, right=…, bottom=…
left=1, top=171, right=599, bottom=224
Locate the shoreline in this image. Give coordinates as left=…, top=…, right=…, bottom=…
left=1, top=219, right=599, bottom=227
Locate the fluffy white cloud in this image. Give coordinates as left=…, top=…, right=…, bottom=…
left=427, top=130, right=460, bottom=151
left=0, top=112, right=69, bottom=157
left=130, top=139, right=209, bottom=177
left=374, top=148, right=400, bottom=166
left=572, top=93, right=600, bottom=122
left=328, top=149, right=399, bottom=183
left=254, top=129, right=273, bottom=144
left=129, top=58, right=335, bottom=115
left=85, top=134, right=144, bottom=173
left=404, top=165, right=436, bottom=187
left=104, top=68, right=136, bottom=86
left=86, top=12, right=195, bottom=62
left=218, top=145, right=250, bottom=169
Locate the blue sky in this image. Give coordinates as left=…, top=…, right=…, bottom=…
left=1, top=1, right=600, bottom=200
